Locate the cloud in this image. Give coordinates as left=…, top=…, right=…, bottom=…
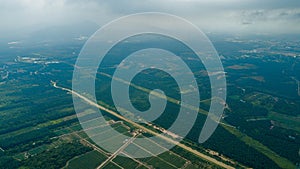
left=0, top=0, right=299, bottom=37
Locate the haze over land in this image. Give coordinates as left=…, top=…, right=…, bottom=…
left=0, top=1, right=299, bottom=169
left=1, top=0, right=300, bottom=40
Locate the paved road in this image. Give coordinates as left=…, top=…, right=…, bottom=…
left=96, top=133, right=139, bottom=169
left=52, top=81, right=234, bottom=169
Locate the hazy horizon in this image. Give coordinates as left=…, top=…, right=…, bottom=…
left=1, top=0, right=300, bottom=40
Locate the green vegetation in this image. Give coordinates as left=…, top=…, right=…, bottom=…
left=157, top=151, right=187, bottom=168
left=268, top=111, right=300, bottom=132
left=0, top=35, right=299, bottom=169
left=223, top=125, right=295, bottom=169
left=0, top=154, right=20, bottom=169
left=102, top=162, right=122, bottom=169
left=66, top=150, right=107, bottom=169
left=22, top=141, right=92, bottom=169
left=112, top=156, right=140, bottom=168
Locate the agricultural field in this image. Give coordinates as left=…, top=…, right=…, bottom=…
left=0, top=34, right=299, bottom=169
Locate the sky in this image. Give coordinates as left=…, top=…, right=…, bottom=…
left=1, top=0, right=300, bottom=38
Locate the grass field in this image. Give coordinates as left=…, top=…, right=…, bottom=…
left=102, top=162, right=122, bottom=169
left=112, top=155, right=140, bottom=168
left=66, top=150, right=107, bottom=169
left=268, top=111, right=300, bottom=132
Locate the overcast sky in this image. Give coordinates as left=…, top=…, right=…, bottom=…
left=1, top=0, right=300, bottom=37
